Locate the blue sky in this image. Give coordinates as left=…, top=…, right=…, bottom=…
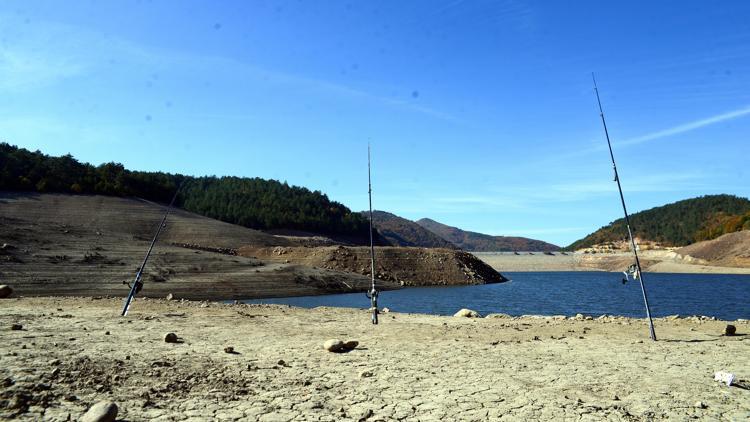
left=1, top=1, right=749, bottom=246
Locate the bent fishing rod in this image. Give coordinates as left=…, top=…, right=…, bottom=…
left=592, top=73, right=657, bottom=341
left=365, top=144, right=380, bottom=324
left=121, top=183, right=182, bottom=316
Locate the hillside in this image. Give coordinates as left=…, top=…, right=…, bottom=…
left=0, top=143, right=369, bottom=240
left=360, top=210, right=457, bottom=249
left=567, top=194, right=750, bottom=250
left=416, top=218, right=560, bottom=252
left=677, top=230, right=750, bottom=268
left=0, top=192, right=386, bottom=299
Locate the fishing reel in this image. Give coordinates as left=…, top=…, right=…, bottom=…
left=366, top=287, right=379, bottom=325
left=621, top=263, right=639, bottom=285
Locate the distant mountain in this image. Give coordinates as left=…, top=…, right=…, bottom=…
left=415, top=218, right=560, bottom=252
left=360, top=211, right=457, bottom=249
left=567, top=194, right=750, bottom=250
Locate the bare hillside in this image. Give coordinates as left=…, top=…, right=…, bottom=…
left=678, top=230, right=750, bottom=268
left=0, top=193, right=382, bottom=299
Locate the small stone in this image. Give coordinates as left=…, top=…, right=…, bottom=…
left=381, top=307, right=390, bottom=313
left=277, top=359, right=287, bottom=366
left=224, top=346, right=235, bottom=354
left=323, top=339, right=345, bottom=352
left=105, top=331, right=110, bottom=335
left=0, top=285, right=13, bottom=298
left=80, top=401, right=118, bottom=422
left=359, top=370, right=374, bottom=378
left=166, top=293, right=173, bottom=301
left=694, top=401, right=707, bottom=409
left=164, top=332, right=178, bottom=343
left=612, top=395, right=620, bottom=401
left=575, top=313, right=584, bottom=320
left=453, top=308, right=480, bottom=318
left=724, top=325, right=736, bottom=336
left=11, top=323, right=22, bottom=330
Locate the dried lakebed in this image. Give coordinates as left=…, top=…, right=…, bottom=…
left=1, top=297, right=748, bottom=421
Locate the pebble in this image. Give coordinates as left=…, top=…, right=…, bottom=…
left=454, top=308, right=480, bottom=318
left=11, top=323, right=23, bottom=330
left=166, top=293, right=174, bottom=301
left=80, top=401, right=118, bottom=422
left=381, top=307, right=390, bottom=313
left=359, top=370, right=374, bottom=378
left=0, top=285, right=13, bottom=298
left=724, top=325, right=736, bottom=336
left=224, top=346, right=235, bottom=354
left=323, top=339, right=345, bottom=352
left=164, top=333, right=178, bottom=343
left=694, top=401, right=707, bottom=409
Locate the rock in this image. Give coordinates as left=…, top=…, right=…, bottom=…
left=164, top=332, right=178, bottom=343
left=694, top=401, right=707, bottom=409
left=80, top=401, right=118, bottom=422
left=0, top=285, right=13, bottom=298
left=323, top=339, right=345, bottom=352
left=224, top=346, right=235, bottom=354
left=575, top=313, right=584, bottom=320
left=165, top=293, right=174, bottom=301
left=724, top=325, right=737, bottom=336
left=343, top=340, right=359, bottom=351
left=666, top=314, right=681, bottom=320
left=11, top=323, right=22, bottom=330
left=381, top=307, right=390, bottom=313
left=359, top=370, right=374, bottom=378
left=454, top=308, right=480, bottom=318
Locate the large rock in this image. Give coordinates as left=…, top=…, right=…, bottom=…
left=724, top=325, right=737, bottom=336
left=454, top=308, right=480, bottom=318
left=323, top=339, right=345, bottom=352
left=164, top=333, right=178, bottom=343
left=0, top=285, right=13, bottom=298
left=80, top=401, right=118, bottom=422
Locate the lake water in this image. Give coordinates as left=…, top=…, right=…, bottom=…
left=243, top=272, right=750, bottom=320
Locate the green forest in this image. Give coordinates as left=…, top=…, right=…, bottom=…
left=567, top=194, right=750, bottom=250
left=0, top=143, right=370, bottom=238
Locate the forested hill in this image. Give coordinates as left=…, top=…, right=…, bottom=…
left=0, top=143, right=369, bottom=238
left=361, top=211, right=457, bottom=249
left=416, top=218, right=560, bottom=252
left=567, top=194, right=750, bottom=250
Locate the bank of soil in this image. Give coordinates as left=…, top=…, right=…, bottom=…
left=0, top=297, right=748, bottom=421
left=239, top=245, right=507, bottom=286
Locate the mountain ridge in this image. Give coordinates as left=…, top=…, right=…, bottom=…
left=416, top=218, right=560, bottom=252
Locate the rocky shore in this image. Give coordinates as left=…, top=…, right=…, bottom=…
left=1, top=297, right=748, bottom=420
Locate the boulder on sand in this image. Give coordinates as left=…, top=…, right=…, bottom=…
left=323, top=339, right=345, bottom=352
left=454, top=308, right=480, bottom=318
left=724, top=325, right=737, bottom=336
left=0, top=285, right=13, bottom=299
left=80, top=401, right=118, bottom=422
left=164, top=333, right=178, bottom=343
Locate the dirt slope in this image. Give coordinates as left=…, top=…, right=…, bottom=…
left=677, top=230, right=750, bottom=268
left=0, top=193, right=384, bottom=299
left=238, top=245, right=507, bottom=286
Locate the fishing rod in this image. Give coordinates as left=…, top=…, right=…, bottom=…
left=365, top=144, right=379, bottom=324
left=592, top=73, right=657, bottom=341
left=121, top=183, right=182, bottom=316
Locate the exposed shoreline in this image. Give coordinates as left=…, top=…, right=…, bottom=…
left=1, top=297, right=748, bottom=420
left=473, top=251, right=750, bottom=274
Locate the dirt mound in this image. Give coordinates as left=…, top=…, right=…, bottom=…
left=678, top=231, right=750, bottom=268
left=238, top=245, right=507, bottom=286
left=0, top=192, right=385, bottom=299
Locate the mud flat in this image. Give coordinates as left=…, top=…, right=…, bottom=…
left=1, top=297, right=748, bottom=420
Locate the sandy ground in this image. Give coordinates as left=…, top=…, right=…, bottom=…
left=474, top=252, right=750, bottom=274
left=1, top=297, right=748, bottom=421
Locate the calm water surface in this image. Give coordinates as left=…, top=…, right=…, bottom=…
left=244, top=272, right=750, bottom=320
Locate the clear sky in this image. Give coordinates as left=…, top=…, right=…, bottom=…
left=2, top=1, right=749, bottom=246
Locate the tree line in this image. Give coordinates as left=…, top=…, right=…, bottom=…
left=0, top=143, right=370, bottom=237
